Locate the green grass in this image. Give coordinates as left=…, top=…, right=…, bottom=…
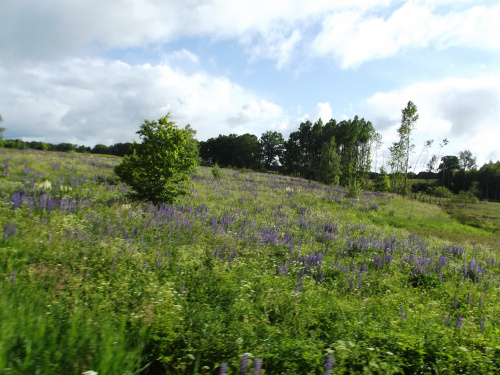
left=1, top=148, right=499, bottom=374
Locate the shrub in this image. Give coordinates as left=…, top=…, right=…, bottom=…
left=374, top=167, right=391, bottom=192
left=114, top=114, right=198, bottom=205
left=211, top=163, right=222, bottom=179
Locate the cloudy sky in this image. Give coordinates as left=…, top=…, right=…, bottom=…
left=1, top=0, right=499, bottom=170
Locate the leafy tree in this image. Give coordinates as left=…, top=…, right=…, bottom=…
left=458, top=150, right=477, bottom=170
left=199, top=134, right=260, bottom=170
left=372, top=132, right=383, bottom=174
left=374, top=167, right=391, bottom=192
left=477, top=161, right=500, bottom=201
left=91, top=144, right=110, bottom=154
left=388, top=101, right=418, bottom=196
left=114, top=114, right=198, bottom=205
left=439, top=155, right=460, bottom=189
left=317, top=137, right=341, bottom=185
left=109, top=142, right=132, bottom=157
left=211, top=163, right=222, bottom=179
left=260, top=131, right=285, bottom=169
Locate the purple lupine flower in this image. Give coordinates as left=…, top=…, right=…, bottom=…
left=454, top=295, right=458, bottom=310
left=220, top=362, right=227, bottom=374
left=481, top=317, right=486, bottom=332
left=240, top=354, right=249, bottom=375
left=323, top=354, right=334, bottom=375
left=457, top=314, right=464, bottom=329
left=11, top=269, right=16, bottom=283
left=3, top=222, right=18, bottom=242
left=253, top=358, right=262, bottom=375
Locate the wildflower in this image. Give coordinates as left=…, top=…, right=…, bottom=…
left=240, top=353, right=249, bottom=374
left=220, top=363, right=227, bottom=374
left=253, top=358, right=262, bottom=375
left=323, top=354, right=334, bottom=375
left=3, top=222, right=17, bottom=241
left=36, top=179, right=52, bottom=190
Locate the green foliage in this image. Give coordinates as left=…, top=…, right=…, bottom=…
left=317, top=137, right=341, bottom=185
left=346, top=181, right=360, bottom=198
left=211, top=163, right=222, bottom=179
left=374, top=167, right=391, bottom=192
left=459, top=149, right=477, bottom=170
left=114, top=114, right=198, bottom=205
left=431, top=186, right=453, bottom=198
left=259, top=130, right=285, bottom=169
left=284, top=116, right=375, bottom=186
left=449, top=190, right=479, bottom=208
left=388, top=101, right=418, bottom=196
left=2, top=148, right=500, bottom=374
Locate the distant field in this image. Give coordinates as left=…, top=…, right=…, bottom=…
left=1, top=148, right=499, bottom=374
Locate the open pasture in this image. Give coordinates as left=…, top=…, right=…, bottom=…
left=1, top=148, right=499, bottom=374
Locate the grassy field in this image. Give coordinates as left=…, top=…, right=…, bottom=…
left=1, top=148, right=499, bottom=374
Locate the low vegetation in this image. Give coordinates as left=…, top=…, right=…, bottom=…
left=1, top=148, right=499, bottom=374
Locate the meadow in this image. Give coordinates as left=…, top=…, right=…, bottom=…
left=1, top=148, right=499, bottom=374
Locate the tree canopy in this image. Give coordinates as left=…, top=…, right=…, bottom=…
left=114, top=114, right=199, bottom=205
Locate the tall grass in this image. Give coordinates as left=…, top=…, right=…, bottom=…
left=1, top=148, right=499, bottom=374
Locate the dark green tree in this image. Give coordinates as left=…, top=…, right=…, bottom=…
left=260, top=131, right=285, bottom=169
left=438, top=155, right=460, bottom=189
left=317, top=137, right=341, bottom=185
left=91, top=144, right=110, bottom=154
left=374, top=167, right=391, bottom=192
left=477, top=161, right=500, bottom=201
left=114, top=114, right=198, bottom=205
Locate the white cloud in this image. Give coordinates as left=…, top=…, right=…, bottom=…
left=2, top=0, right=498, bottom=69
left=308, top=103, right=333, bottom=123
left=163, top=49, right=200, bottom=64
left=0, top=58, right=285, bottom=144
left=227, top=100, right=283, bottom=126
left=310, top=2, right=500, bottom=68
left=363, top=73, right=500, bottom=169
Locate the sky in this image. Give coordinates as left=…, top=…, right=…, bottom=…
left=1, top=0, right=500, bottom=171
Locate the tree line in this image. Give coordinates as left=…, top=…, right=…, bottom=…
left=199, top=116, right=378, bottom=188
left=2, top=105, right=499, bottom=201
left=0, top=138, right=132, bottom=157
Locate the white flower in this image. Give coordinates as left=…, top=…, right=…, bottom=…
left=82, top=371, right=98, bottom=375
left=36, top=180, right=52, bottom=190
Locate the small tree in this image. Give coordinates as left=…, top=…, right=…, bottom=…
left=458, top=150, right=477, bottom=170
left=114, top=114, right=198, bottom=205
left=388, top=101, right=418, bottom=196
left=374, top=167, right=391, bottom=192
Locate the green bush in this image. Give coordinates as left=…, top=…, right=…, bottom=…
left=374, top=167, right=391, bottom=192
left=114, top=114, right=199, bottom=205
left=211, top=163, right=222, bottom=179
left=430, top=186, right=453, bottom=198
